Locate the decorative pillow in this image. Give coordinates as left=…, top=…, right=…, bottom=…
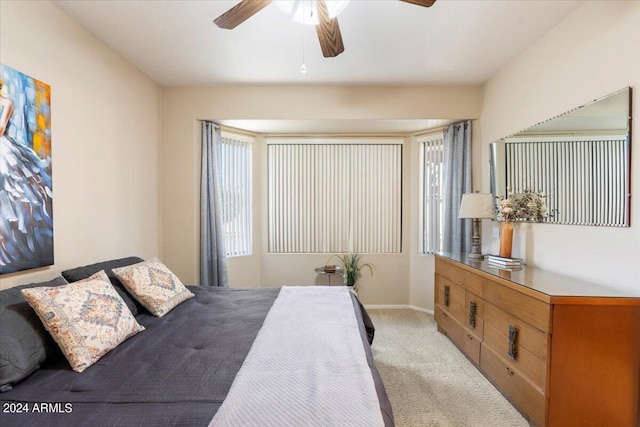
left=0, top=277, right=68, bottom=392
left=61, top=256, right=145, bottom=315
left=21, top=277, right=145, bottom=373
left=112, top=259, right=194, bottom=317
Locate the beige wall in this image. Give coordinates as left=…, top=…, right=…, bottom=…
left=479, top=1, right=640, bottom=294
left=0, top=1, right=162, bottom=289
left=161, top=86, right=483, bottom=305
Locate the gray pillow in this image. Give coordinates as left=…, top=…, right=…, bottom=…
left=0, top=276, right=68, bottom=392
left=62, top=257, right=145, bottom=315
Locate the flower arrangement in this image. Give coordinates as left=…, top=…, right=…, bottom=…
left=496, top=188, right=548, bottom=222
left=328, top=253, right=374, bottom=292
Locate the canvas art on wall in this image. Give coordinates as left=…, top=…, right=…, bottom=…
left=0, top=64, right=54, bottom=274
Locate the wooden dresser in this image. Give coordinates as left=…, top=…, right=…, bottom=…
left=434, top=253, right=640, bottom=427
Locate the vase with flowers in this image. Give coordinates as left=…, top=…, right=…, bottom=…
left=495, top=188, right=549, bottom=258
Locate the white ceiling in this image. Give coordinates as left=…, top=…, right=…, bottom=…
left=53, top=0, right=583, bottom=87
left=51, top=0, right=584, bottom=133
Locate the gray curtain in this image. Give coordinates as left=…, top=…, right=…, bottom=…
left=442, top=120, right=472, bottom=254
left=200, top=121, right=228, bottom=287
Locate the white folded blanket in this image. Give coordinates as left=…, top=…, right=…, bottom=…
left=210, top=285, right=384, bottom=427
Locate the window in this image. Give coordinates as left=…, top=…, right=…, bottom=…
left=418, top=133, right=444, bottom=254
left=268, top=139, right=402, bottom=253
left=220, top=132, right=252, bottom=257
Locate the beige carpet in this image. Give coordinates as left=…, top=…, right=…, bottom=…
left=368, top=309, right=530, bottom=427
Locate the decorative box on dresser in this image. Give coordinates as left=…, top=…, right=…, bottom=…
left=434, top=253, right=640, bottom=427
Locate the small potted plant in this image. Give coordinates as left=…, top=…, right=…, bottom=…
left=329, top=253, right=374, bottom=292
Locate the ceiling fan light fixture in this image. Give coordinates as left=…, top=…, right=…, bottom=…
left=214, top=0, right=434, bottom=59
left=275, top=0, right=350, bottom=25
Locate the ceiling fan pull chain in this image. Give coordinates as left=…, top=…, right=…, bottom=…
left=308, top=1, right=315, bottom=21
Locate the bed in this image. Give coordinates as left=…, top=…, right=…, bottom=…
left=0, top=257, right=394, bottom=426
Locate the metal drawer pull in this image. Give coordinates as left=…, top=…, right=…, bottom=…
left=444, top=285, right=450, bottom=307
left=469, top=301, right=477, bottom=328
left=505, top=367, right=515, bottom=376
left=508, top=325, right=518, bottom=360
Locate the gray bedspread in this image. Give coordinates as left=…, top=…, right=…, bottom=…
left=0, top=286, right=393, bottom=426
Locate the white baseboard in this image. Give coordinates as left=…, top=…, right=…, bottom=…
left=364, top=304, right=434, bottom=315
left=408, top=305, right=434, bottom=315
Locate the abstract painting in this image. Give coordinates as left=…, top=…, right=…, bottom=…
left=0, top=64, right=53, bottom=274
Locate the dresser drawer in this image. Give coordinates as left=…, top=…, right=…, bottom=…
left=481, top=343, right=546, bottom=426
left=484, top=302, right=548, bottom=391
left=483, top=279, right=551, bottom=333
left=436, top=275, right=467, bottom=325
left=435, top=258, right=482, bottom=295
left=435, top=305, right=481, bottom=365
left=465, top=291, right=484, bottom=339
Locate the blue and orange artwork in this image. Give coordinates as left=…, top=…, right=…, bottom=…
left=0, top=64, right=54, bottom=274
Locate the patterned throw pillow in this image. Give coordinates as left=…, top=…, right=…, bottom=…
left=112, top=259, right=194, bottom=317
left=21, top=276, right=145, bottom=373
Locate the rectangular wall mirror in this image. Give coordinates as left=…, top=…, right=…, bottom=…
left=490, top=87, right=632, bottom=227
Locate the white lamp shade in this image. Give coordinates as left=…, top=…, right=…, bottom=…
left=459, top=193, right=494, bottom=219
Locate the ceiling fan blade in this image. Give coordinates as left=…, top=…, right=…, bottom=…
left=315, top=0, right=345, bottom=58
left=399, top=0, right=436, bottom=7
left=214, top=0, right=273, bottom=29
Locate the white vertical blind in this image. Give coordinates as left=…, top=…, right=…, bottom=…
left=268, top=139, right=402, bottom=253
left=505, top=136, right=628, bottom=226
left=418, top=134, right=444, bottom=254
left=220, top=133, right=252, bottom=256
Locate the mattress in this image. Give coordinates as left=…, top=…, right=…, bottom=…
left=0, top=286, right=393, bottom=426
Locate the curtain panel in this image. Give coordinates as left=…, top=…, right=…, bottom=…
left=442, top=120, right=472, bottom=254
left=200, top=122, right=228, bottom=287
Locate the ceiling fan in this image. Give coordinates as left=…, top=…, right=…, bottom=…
left=213, top=0, right=436, bottom=58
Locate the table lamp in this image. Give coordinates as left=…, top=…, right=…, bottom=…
left=459, top=192, right=494, bottom=260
